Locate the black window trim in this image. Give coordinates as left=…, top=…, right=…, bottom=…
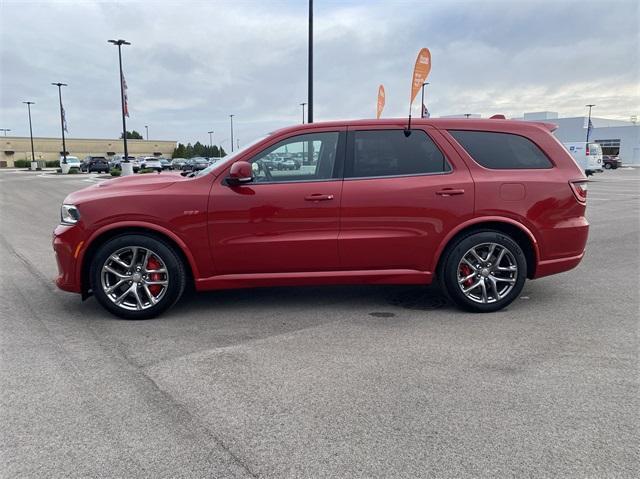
left=446, top=129, right=554, bottom=170
left=344, top=128, right=453, bottom=181
left=222, top=130, right=346, bottom=186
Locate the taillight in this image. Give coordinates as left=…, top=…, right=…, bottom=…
left=586, top=145, right=590, bottom=156
left=570, top=180, right=588, bottom=204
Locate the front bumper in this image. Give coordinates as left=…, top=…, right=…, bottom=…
left=52, top=224, right=84, bottom=293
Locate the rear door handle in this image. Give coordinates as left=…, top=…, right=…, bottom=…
left=436, top=188, right=465, bottom=196
left=304, top=194, right=334, bottom=201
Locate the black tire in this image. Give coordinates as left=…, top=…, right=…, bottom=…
left=440, top=230, right=527, bottom=313
left=604, top=163, right=612, bottom=169
left=90, top=234, right=186, bottom=319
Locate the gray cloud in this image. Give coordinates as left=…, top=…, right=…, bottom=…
left=1, top=0, right=638, bottom=147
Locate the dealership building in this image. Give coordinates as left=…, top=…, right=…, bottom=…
left=0, top=136, right=176, bottom=167
left=517, top=112, right=639, bottom=164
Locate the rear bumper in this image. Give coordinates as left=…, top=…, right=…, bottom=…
left=52, top=224, right=83, bottom=293
left=534, top=219, right=589, bottom=278
left=534, top=251, right=585, bottom=278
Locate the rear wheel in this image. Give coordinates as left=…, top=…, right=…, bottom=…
left=90, top=234, right=186, bottom=319
left=604, top=162, right=612, bottom=169
left=441, top=230, right=527, bottom=312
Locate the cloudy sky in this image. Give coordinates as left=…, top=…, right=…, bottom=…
left=1, top=0, right=638, bottom=146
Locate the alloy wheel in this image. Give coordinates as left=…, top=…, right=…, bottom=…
left=100, top=246, right=169, bottom=311
left=457, top=242, right=518, bottom=304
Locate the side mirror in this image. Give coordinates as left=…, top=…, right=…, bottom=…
left=226, top=161, right=253, bottom=186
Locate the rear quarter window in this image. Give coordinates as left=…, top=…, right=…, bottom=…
left=448, top=130, right=553, bottom=169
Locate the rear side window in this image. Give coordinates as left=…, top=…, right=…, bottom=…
left=347, top=129, right=450, bottom=178
left=449, top=130, right=552, bottom=169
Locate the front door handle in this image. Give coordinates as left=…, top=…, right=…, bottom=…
left=304, top=194, right=334, bottom=201
left=436, top=188, right=465, bottom=196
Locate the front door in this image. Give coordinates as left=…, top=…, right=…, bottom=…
left=209, top=130, right=345, bottom=275
left=339, top=127, right=474, bottom=273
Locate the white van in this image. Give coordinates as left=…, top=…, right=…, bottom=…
left=563, top=142, right=603, bottom=176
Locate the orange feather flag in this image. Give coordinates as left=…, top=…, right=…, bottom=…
left=410, top=48, right=431, bottom=105
left=376, top=84, right=386, bottom=119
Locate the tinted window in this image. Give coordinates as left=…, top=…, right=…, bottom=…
left=347, top=129, right=450, bottom=178
left=250, top=132, right=339, bottom=183
left=449, top=130, right=552, bottom=169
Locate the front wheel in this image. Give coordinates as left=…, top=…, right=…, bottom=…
left=90, top=234, right=186, bottom=319
left=604, top=163, right=612, bottom=169
left=441, top=231, right=527, bottom=313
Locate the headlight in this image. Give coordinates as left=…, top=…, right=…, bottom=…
left=60, top=204, right=80, bottom=225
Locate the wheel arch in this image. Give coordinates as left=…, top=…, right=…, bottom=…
left=434, top=217, right=539, bottom=280
left=78, top=223, right=198, bottom=297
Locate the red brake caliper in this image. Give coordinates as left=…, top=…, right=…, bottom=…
left=147, top=256, right=162, bottom=296
left=459, top=263, right=474, bottom=287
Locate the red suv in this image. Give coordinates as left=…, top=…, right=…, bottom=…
left=53, top=119, right=589, bottom=319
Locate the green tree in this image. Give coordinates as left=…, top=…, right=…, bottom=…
left=172, top=143, right=186, bottom=158
left=120, top=130, right=144, bottom=139
left=172, top=141, right=227, bottom=159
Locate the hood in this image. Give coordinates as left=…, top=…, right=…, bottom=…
left=65, top=172, right=187, bottom=203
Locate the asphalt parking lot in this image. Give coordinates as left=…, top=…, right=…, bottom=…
left=1, top=168, right=638, bottom=478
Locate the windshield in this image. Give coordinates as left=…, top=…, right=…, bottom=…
left=193, top=134, right=270, bottom=177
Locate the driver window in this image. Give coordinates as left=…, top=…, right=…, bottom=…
left=250, top=132, right=339, bottom=183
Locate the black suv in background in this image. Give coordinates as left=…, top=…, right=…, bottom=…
left=81, top=156, right=110, bottom=173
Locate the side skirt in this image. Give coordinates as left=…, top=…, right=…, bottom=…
left=195, top=269, right=433, bottom=291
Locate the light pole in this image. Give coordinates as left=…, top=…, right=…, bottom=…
left=23, top=102, right=35, bottom=163
left=229, top=115, right=234, bottom=152
left=420, top=82, right=430, bottom=118
left=464, top=113, right=471, bottom=118
left=208, top=130, right=214, bottom=148
left=300, top=102, right=307, bottom=124
left=585, top=104, right=596, bottom=142
left=237, top=138, right=240, bottom=150
left=308, top=0, right=313, bottom=123
left=108, top=39, right=131, bottom=169
left=51, top=83, right=68, bottom=164
left=145, top=125, right=149, bottom=140
left=0, top=129, right=10, bottom=136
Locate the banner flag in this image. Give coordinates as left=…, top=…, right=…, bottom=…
left=62, top=106, right=68, bottom=132
left=122, top=73, right=129, bottom=117
left=376, top=84, right=386, bottom=119
left=422, top=103, right=430, bottom=119
left=410, top=48, right=431, bottom=106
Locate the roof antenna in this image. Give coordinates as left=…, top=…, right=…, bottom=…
left=404, top=109, right=412, bottom=137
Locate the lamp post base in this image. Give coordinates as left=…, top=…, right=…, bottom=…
left=121, top=162, right=134, bottom=176
left=30, top=161, right=38, bottom=171
left=60, top=163, right=71, bottom=174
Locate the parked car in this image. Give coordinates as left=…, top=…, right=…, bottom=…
left=110, top=156, right=136, bottom=170
left=80, top=156, right=110, bottom=173
left=159, top=159, right=172, bottom=170
left=53, top=118, right=589, bottom=319
left=603, top=155, right=622, bottom=169
left=140, top=157, right=162, bottom=172
left=181, top=157, right=209, bottom=171
left=60, top=156, right=81, bottom=169
left=563, top=142, right=603, bottom=176
left=171, top=158, right=187, bottom=169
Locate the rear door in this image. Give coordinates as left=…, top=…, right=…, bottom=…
left=338, top=126, right=474, bottom=273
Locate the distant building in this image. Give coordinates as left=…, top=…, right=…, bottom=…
left=0, top=136, right=176, bottom=167
left=516, top=112, right=639, bottom=164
